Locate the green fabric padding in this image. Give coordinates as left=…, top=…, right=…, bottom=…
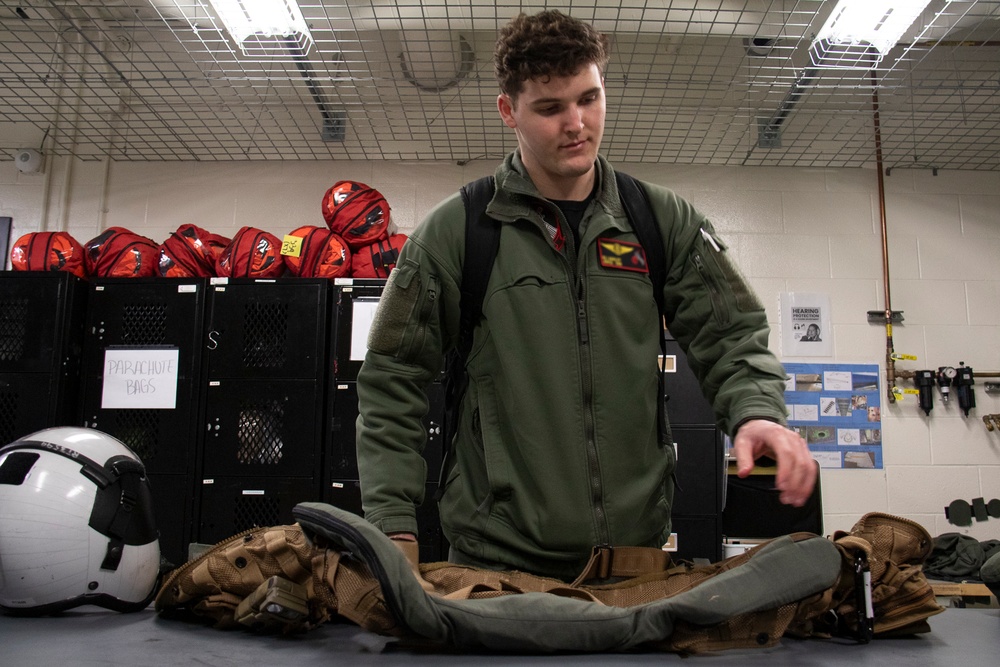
left=293, top=502, right=841, bottom=653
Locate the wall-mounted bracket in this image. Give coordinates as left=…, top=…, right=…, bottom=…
left=867, top=310, right=904, bottom=324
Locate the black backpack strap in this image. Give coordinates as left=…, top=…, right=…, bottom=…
left=437, top=176, right=499, bottom=495
left=615, top=171, right=669, bottom=445
left=456, top=176, right=500, bottom=361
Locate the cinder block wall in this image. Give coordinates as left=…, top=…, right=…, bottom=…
left=2, top=156, right=999, bottom=541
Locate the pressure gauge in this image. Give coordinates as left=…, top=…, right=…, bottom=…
left=937, top=366, right=956, bottom=403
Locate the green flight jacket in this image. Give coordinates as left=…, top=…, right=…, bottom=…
left=356, top=152, right=789, bottom=580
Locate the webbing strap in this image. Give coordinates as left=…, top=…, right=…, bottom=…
left=614, top=172, right=669, bottom=444
left=437, top=175, right=500, bottom=496
left=264, top=528, right=310, bottom=581
left=570, top=545, right=673, bottom=586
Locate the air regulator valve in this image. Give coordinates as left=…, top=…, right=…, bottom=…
left=936, top=366, right=956, bottom=403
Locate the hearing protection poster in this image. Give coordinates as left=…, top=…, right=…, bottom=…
left=782, top=362, right=882, bottom=470
left=779, top=292, right=833, bottom=358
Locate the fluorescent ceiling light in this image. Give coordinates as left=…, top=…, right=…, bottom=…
left=810, top=0, right=936, bottom=69
left=207, top=0, right=312, bottom=56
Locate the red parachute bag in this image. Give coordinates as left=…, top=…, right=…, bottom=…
left=84, top=227, right=160, bottom=278
left=321, top=180, right=390, bottom=250
left=9, top=231, right=88, bottom=278
left=158, top=224, right=231, bottom=278
left=350, top=233, right=407, bottom=279
left=282, top=226, right=351, bottom=279
left=215, top=226, right=285, bottom=278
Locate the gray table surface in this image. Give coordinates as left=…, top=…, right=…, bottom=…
left=1, top=605, right=995, bottom=666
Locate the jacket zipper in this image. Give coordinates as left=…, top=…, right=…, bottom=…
left=693, top=252, right=731, bottom=327
left=411, top=277, right=437, bottom=359
left=160, top=526, right=259, bottom=597
left=538, top=200, right=610, bottom=546
left=572, top=245, right=609, bottom=547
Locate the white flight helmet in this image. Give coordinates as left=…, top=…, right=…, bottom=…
left=0, top=426, right=161, bottom=615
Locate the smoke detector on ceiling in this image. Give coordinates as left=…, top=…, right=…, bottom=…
left=14, top=149, right=43, bottom=173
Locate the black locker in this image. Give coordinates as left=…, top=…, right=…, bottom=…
left=671, top=427, right=724, bottom=562
left=671, top=428, right=724, bottom=517
left=670, top=516, right=723, bottom=564
left=197, top=278, right=333, bottom=544
left=202, top=378, right=326, bottom=478
left=662, top=338, right=716, bottom=427
left=197, top=476, right=320, bottom=546
left=77, top=277, right=208, bottom=567
left=330, top=278, right=386, bottom=381
left=0, top=271, right=87, bottom=443
left=79, top=278, right=208, bottom=474
left=663, top=334, right=724, bottom=562
left=148, top=472, right=194, bottom=567
left=329, top=382, right=361, bottom=480
left=329, top=381, right=445, bottom=480
left=205, top=278, right=331, bottom=380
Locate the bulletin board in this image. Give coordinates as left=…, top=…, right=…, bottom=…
left=783, top=362, right=882, bottom=470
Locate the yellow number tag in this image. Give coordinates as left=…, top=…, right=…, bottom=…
left=281, top=235, right=303, bottom=258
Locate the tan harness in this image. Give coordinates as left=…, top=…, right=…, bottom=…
left=155, top=504, right=942, bottom=654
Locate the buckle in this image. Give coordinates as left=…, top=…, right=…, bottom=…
left=853, top=552, right=874, bottom=643
left=592, top=545, right=614, bottom=580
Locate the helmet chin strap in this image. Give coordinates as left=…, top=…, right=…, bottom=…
left=95, top=457, right=147, bottom=571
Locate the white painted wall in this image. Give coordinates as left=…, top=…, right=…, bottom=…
left=2, top=154, right=999, bottom=542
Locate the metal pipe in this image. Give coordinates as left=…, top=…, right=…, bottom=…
left=897, top=370, right=1000, bottom=380
left=872, top=70, right=896, bottom=404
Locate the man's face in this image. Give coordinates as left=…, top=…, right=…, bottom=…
left=497, top=62, right=606, bottom=195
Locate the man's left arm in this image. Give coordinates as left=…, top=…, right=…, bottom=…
left=644, top=186, right=816, bottom=507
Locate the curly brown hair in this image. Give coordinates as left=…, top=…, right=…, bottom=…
left=494, top=10, right=611, bottom=100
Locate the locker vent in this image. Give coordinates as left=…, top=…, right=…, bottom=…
left=122, top=303, right=168, bottom=345
left=242, top=302, right=288, bottom=369
left=236, top=399, right=284, bottom=465
left=0, top=298, right=28, bottom=361
left=0, top=390, right=18, bottom=445
left=111, top=409, right=161, bottom=462
left=233, top=495, right=280, bottom=533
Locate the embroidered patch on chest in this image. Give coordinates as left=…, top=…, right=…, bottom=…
left=597, top=238, right=649, bottom=273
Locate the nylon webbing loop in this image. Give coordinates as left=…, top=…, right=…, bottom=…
left=570, top=545, right=672, bottom=586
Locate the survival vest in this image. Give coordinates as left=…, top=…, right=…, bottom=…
left=154, top=503, right=944, bottom=654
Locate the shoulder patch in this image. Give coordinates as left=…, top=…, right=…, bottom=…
left=597, top=238, right=648, bottom=273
